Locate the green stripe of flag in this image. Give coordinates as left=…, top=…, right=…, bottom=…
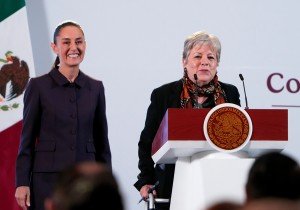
left=0, top=0, right=25, bottom=22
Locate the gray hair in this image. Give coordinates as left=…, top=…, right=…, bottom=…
left=182, top=31, right=221, bottom=63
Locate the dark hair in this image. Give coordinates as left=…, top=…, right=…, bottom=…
left=206, top=201, right=242, bottom=210
left=246, top=152, right=300, bottom=201
left=51, top=162, right=123, bottom=210
left=52, top=20, right=84, bottom=69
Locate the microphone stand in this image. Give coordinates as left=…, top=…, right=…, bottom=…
left=239, top=74, right=249, bottom=109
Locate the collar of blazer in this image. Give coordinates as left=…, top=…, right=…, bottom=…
left=49, top=67, right=88, bottom=88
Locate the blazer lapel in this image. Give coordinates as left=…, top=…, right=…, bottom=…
left=168, top=80, right=182, bottom=108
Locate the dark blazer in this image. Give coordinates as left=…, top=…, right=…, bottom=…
left=16, top=68, right=111, bottom=187
left=134, top=79, right=240, bottom=198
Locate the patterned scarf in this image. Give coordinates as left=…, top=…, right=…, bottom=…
left=180, top=69, right=227, bottom=108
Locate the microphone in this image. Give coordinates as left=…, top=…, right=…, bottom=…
left=138, top=181, right=159, bottom=204
left=239, top=74, right=249, bottom=109
left=194, top=74, right=201, bottom=109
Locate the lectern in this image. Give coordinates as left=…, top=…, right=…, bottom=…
left=151, top=107, right=288, bottom=210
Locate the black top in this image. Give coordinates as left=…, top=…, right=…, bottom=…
left=16, top=68, right=111, bottom=187
left=134, top=79, right=240, bottom=198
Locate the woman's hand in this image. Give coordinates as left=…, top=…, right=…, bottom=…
left=15, top=186, right=30, bottom=210
left=140, top=184, right=157, bottom=200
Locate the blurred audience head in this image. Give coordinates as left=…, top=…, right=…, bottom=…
left=206, top=201, right=242, bottom=210
left=45, top=161, right=123, bottom=210
left=246, top=151, right=300, bottom=202
left=242, top=198, right=300, bottom=210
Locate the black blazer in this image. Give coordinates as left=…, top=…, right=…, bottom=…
left=16, top=68, right=111, bottom=187
left=134, top=79, right=240, bottom=198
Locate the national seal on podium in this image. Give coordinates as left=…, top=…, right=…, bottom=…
left=203, top=103, right=253, bottom=152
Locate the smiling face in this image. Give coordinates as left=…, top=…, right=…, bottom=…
left=183, top=44, right=218, bottom=86
left=51, top=25, right=86, bottom=69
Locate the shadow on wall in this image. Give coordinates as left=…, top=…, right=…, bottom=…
left=25, top=0, right=52, bottom=76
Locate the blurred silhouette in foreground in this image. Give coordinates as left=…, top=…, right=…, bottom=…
left=45, top=162, right=123, bottom=210
left=242, top=198, right=300, bottom=210
left=245, top=151, right=300, bottom=202
left=206, top=201, right=242, bottom=210
left=205, top=152, right=300, bottom=210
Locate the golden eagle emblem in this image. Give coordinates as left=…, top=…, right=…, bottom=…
left=204, top=103, right=252, bottom=152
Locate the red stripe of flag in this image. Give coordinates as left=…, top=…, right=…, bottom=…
left=0, top=121, right=22, bottom=210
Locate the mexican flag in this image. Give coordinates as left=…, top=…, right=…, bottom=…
left=0, top=0, right=35, bottom=209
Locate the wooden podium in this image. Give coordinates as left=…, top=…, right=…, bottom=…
left=151, top=108, right=288, bottom=210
